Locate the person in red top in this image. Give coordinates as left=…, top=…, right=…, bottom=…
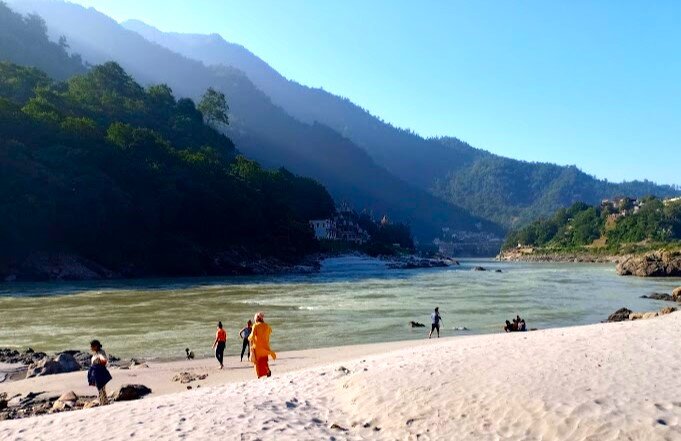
left=212, top=321, right=227, bottom=369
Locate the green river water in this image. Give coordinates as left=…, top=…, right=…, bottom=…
left=0, top=257, right=678, bottom=360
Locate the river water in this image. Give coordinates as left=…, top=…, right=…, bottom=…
left=0, top=257, right=678, bottom=360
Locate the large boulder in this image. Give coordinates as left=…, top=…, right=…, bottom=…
left=25, top=353, right=80, bottom=378
left=672, top=286, right=681, bottom=301
left=660, top=306, right=677, bottom=315
left=641, top=293, right=674, bottom=301
left=58, top=350, right=92, bottom=368
left=55, top=353, right=80, bottom=373
left=26, top=359, right=61, bottom=378
left=113, top=384, right=151, bottom=402
left=52, top=391, right=78, bottom=411
left=616, top=250, right=681, bottom=277
left=630, top=311, right=659, bottom=320
left=606, top=308, right=632, bottom=322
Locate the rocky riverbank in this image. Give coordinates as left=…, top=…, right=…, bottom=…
left=497, top=248, right=621, bottom=264
left=1, top=249, right=466, bottom=282
left=0, top=250, right=322, bottom=282
left=0, top=348, right=151, bottom=420
left=499, top=247, right=681, bottom=278
left=616, top=250, right=681, bottom=277
left=0, top=348, right=124, bottom=379
left=383, top=255, right=458, bottom=270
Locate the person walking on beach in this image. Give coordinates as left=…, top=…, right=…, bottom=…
left=429, top=307, right=443, bottom=339
left=87, top=339, right=112, bottom=405
left=212, top=321, right=227, bottom=369
left=239, top=320, right=253, bottom=362
left=249, top=312, right=276, bottom=378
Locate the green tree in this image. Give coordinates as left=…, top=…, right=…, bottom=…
left=198, top=87, right=229, bottom=127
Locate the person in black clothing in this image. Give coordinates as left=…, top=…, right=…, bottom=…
left=212, top=321, right=227, bottom=369
left=238, top=320, right=253, bottom=362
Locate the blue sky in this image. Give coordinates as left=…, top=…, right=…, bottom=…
left=67, top=0, right=679, bottom=185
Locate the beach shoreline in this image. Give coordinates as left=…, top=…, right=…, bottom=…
left=2, top=313, right=681, bottom=440
left=0, top=337, right=445, bottom=411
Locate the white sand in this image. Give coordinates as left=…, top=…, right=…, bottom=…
left=2, top=314, right=681, bottom=441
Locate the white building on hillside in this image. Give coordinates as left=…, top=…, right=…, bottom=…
left=309, top=219, right=336, bottom=240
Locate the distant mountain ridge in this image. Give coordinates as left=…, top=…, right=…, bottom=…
left=121, top=18, right=681, bottom=228
left=7, top=0, right=500, bottom=242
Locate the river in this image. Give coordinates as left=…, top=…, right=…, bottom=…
left=0, top=257, right=678, bottom=360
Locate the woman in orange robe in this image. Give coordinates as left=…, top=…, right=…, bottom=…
left=248, top=311, right=276, bottom=378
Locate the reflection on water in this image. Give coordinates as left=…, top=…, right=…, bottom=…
left=0, top=257, right=678, bottom=360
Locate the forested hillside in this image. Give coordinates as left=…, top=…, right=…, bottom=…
left=503, top=197, right=681, bottom=253
left=122, top=19, right=681, bottom=229
left=431, top=152, right=680, bottom=228
left=0, top=10, right=337, bottom=279
left=0, top=60, right=335, bottom=278
left=10, top=0, right=499, bottom=240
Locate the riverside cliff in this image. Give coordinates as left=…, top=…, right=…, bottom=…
left=616, top=250, right=681, bottom=277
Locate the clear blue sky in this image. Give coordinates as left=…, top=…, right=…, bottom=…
left=67, top=0, right=680, bottom=185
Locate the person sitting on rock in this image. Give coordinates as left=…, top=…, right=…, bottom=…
left=504, top=320, right=514, bottom=332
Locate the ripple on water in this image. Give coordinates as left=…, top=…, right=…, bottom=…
left=0, top=258, right=679, bottom=358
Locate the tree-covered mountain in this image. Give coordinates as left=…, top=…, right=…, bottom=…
left=0, top=2, right=341, bottom=279
left=431, top=150, right=681, bottom=228
left=8, top=0, right=499, bottom=241
left=121, top=18, right=681, bottom=229
left=503, top=197, right=681, bottom=254
left=0, top=58, right=336, bottom=279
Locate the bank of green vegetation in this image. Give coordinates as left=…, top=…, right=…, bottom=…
left=0, top=59, right=337, bottom=277
left=503, top=197, right=681, bottom=255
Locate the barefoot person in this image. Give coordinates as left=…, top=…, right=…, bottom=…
left=212, top=321, right=227, bottom=369
left=239, top=320, right=253, bottom=362
left=248, top=312, right=276, bottom=378
left=429, top=307, right=443, bottom=339
left=87, top=339, right=112, bottom=405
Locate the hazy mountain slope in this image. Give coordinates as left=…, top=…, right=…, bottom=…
left=10, top=0, right=500, bottom=239
left=0, top=1, right=84, bottom=79
left=431, top=141, right=681, bottom=227
left=122, top=18, right=464, bottom=188
left=122, top=19, right=681, bottom=228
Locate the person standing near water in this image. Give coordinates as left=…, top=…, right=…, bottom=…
left=429, top=307, right=443, bottom=339
left=249, top=312, right=276, bottom=378
left=87, top=339, right=112, bottom=405
left=212, top=321, right=227, bottom=369
left=239, top=320, right=253, bottom=362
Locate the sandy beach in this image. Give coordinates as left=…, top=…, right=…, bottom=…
left=2, top=313, right=681, bottom=440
